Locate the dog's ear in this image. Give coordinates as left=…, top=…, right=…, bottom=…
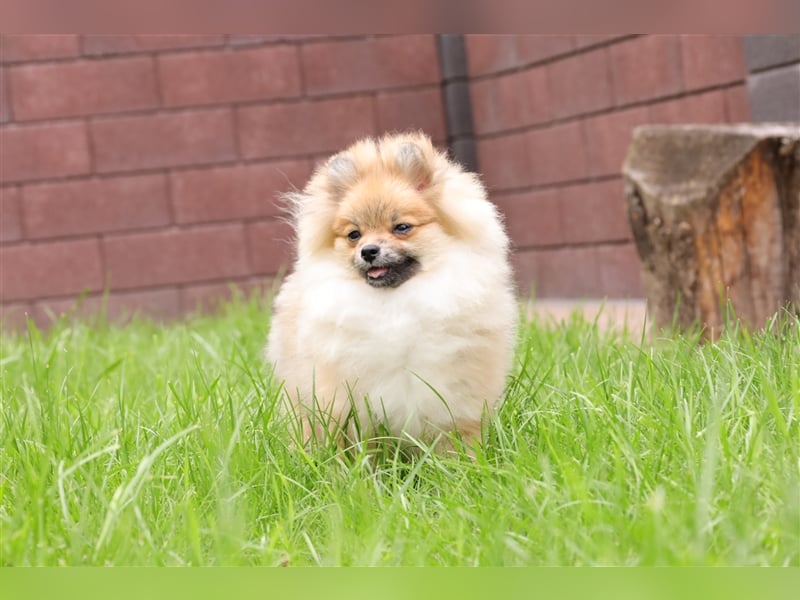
left=395, top=143, right=432, bottom=190
left=326, top=154, right=359, bottom=199
left=381, top=135, right=436, bottom=190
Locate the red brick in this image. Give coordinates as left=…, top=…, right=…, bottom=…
left=471, top=69, right=538, bottom=135
left=103, top=225, right=249, bottom=289
left=238, top=96, right=375, bottom=159
left=0, top=69, right=10, bottom=123
left=466, top=35, right=574, bottom=77
left=23, top=174, right=170, bottom=239
left=526, top=121, right=588, bottom=185
left=376, top=87, right=446, bottom=141
left=531, top=246, right=601, bottom=298
left=515, top=35, right=574, bottom=63
left=476, top=132, right=532, bottom=191
left=547, top=49, right=613, bottom=119
left=0, top=122, right=91, bottom=183
left=247, top=219, right=295, bottom=275
left=158, top=46, right=301, bottom=107
left=610, top=35, right=683, bottom=105
left=171, top=160, right=312, bottom=224
left=725, top=84, right=750, bottom=122
left=0, top=35, right=79, bottom=62
left=493, top=189, right=562, bottom=248
left=91, top=109, right=237, bottom=173
left=596, top=243, right=644, bottom=297
left=0, top=239, right=103, bottom=301
left=31, top=288, right=182, bottom=326
left=180, top=278, right=272, bottom=313
left=471, top=74, right=521, bottom=135
left=466, top=35, right=519, bottom=76
left=511, top=249, right=540, bottom=296
left=10, top=56, right=158, bottom=121
left=82, top=35, right=226, bottom=56
left=1, top=186, right=23, bottom=242
left=559, top=179, right=630, bottom=244
left=574, top=35, right=626, bottom=48
left=680, top=35, right=747, bottom=91
left=96, top=288, right=183, bottom=321
left=582, top=106, right=650, bottom=177
left=524, top=66, right=551, bottom=124
left=181, top=280, right=242, bottom=313
left=648, top=90, right=728, bottom=125
left=228, top=35, right=273, bottom=46
left=228, top=35, right=305, bottom=46
left=0, top=302, right=33, bottom=332
left=302, top=35, right=439, bottom=96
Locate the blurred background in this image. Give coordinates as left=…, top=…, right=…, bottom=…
left=1, top=34, right=798, bottom=328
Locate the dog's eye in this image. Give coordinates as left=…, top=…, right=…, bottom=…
left=393, top=223, right=412, bottom=234
left=347, top=230, right=361, bottom=241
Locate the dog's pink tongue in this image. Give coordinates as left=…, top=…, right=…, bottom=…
left=368, top=267, right=388, bottom=278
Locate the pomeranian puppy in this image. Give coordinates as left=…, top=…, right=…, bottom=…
left=266, top=132, right=517, bottom=452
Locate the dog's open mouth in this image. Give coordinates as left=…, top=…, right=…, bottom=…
left=363, top=257, right=419, bottom=288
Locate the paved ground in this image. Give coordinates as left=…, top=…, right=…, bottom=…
left=524, top=299, right=649, bottom=337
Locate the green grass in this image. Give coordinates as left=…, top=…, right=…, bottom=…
left=1, top=296, right=797, bottom=566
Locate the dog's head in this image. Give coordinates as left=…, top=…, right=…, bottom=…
left=294, top=133, right=453, bottom=288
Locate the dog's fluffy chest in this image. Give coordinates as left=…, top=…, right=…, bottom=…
left=296, top=265, right=485, bottom=434
left=312, top=297, right=469, bottom=381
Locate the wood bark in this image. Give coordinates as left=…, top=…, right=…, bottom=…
left=623, top=124, right=800, bottom=337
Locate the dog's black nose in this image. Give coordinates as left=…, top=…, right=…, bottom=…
left=361, top=244, right=380, bottom=262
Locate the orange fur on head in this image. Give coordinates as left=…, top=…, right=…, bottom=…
left=287, top=132, right=449, bottom=261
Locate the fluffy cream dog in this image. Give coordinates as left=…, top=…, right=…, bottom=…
left=266, top=132, right=517, bottom=452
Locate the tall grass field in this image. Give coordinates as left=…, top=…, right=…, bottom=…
left=1, top=297, right=797, bottom=566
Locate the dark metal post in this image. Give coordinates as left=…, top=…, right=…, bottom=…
left=437, top=34, right=479, bottom=173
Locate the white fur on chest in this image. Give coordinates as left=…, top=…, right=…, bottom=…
left=290, top=248, right=505, bottom=436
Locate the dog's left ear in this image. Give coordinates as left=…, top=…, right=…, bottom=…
left=394, top=142, right=434, bottom=191
left=326, top=154, right=359, bottom=199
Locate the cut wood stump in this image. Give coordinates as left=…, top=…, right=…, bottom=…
left=623, top=124, right=800, bottom=337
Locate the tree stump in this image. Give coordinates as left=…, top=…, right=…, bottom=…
left=623, top=124, right=800, bottom=336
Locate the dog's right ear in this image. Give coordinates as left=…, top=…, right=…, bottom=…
left=379, top=134, right=437, bottom=191
left=395, top=142, right=433, bottom=190
left=326, top=154, right=359, bottom=200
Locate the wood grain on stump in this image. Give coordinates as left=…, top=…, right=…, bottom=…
left=623, top=124, right=800, bottom=337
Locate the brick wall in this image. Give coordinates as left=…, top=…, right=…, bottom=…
left=0, top=34, right=445, bottom=328
left=744, top=35, right=800, bottom=122
left=465, top=34, right=750, bottom=298
left=1, top=34, right=753, bottom=328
